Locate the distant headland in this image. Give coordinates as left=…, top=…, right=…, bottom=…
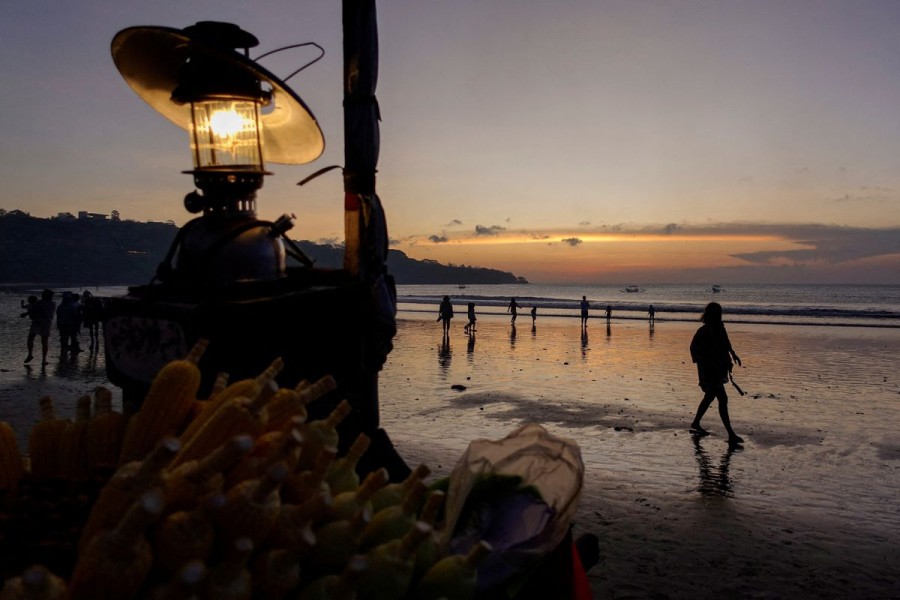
left=0, top=210, right=527, bottom=286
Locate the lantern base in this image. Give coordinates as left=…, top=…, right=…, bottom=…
left=158, top=212, right=287, bottom=284
left=103, top=269, right=409, bottom=479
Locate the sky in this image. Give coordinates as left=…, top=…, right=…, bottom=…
left=1, top=0, right=899, bottom=284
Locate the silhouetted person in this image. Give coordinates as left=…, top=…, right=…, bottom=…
left=56, top=291, right=83, bottom=354
left=690, top=301, right=743, bottom=445
left=82, top=290, right=104, bottom=350
left=648, top=304, right=656, bottom=325
left=464, top=302, right=477, bottom=334
left=580, top=296, right=590, bottom=328
left=531, top=306, right=537, bottom=325
left=507, top=298, right=520, bottom=324
left=26, top=289, right=55, bottom=365
left=605, top=305, right=612, bottom=323
left=438, top=295, right=454, bottom=336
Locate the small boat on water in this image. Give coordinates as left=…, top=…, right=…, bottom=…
left=457, top=284, right=466, bottom=289
left=710, top=284, right=725, bottom=293
left=623, top=285, right=643, bottom=293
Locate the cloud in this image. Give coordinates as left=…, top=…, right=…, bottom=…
left=662, top=223, right=679, bottom=235
left=445, top=219, right=463, bottom=227
left=475, top=224, right=506, bottom=236
left=730, top=225, right=900, bottom=265
left=428, top=234, right=449, bottom=243
left=316, top=237, right=342, bottom=247
left=579, top=221, right=591, bottom=227
left=561, top=237, right=583, bottom=246
left=832, top=186, right=896, bottom=205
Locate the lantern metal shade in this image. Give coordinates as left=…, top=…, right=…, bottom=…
left=111, top=25, right=325, bottom=166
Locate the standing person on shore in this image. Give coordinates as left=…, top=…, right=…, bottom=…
left=81, top=291, right=104, bottom=351
left=56, top=292, right=83, bottom=354
left=648, top=304, right=656, bottom=325
left=507, top=298, right=520, bottom=324
left=25, top=289, right=55, bottom=366
left=689, top=301, right=744, bottom=445
left=531, top=306, right=537, bottom=325
left=438, top=295, right=454, bottom=336
left=605, top=305, right=612, bottom=323
left=580, top=296, right=590, bottom=328
left=465, top=302, right=477, bottom=334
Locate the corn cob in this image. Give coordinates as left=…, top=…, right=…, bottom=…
left=151, top=493, right=223, bottom=577
left=360, top=479, right=428, bottom=551
left=78, top=437, right=180, bottom=553
left=201, top=537, right=254, bottom=600
left=57, top=394, right=91, bottom=481
left=0, top=564, right=67, bottom=600
left=295, top=399, right=352, bottom=472
left=142, top=560, right=206, bottom=600
left=179, top=357, right=283, bottom=446
left=264, top=375, right=336, bottom=434
left=330, top=467, right=389, bottom=522
left=356, top=521, right=433, bottom=600
left=171, top=380, right=276, bottom=468
left=295, top=555, right=366, bottom=600
left=68, top=490, right=165, bottom=600
left=0, top=420, right=25, bottom=491
left=267, top=487, right=333, bottom=548
left=86, top=388, right=125, bottom=472
left=213, top=462, right=287, bottom=545
left=162, top=434, right=253, bottom=513
left=262, top=388, right=305, bottom=434
left=310, top=505, right=371, bottom=575
left=118, top=338, right=209, bottom=464
left=414, top=540, right=492, bottom=600
left=370, top=463, right=432, bottom=514
left=412, top=490, right=447, bottom=584
left=28, top=396, right=68, bottom=480
left=225, top=420, right=304, bottom=488
left=325, top=432, right=371, bottom=495
left=249, top=524, right=315, bottom=599
left=282, top=445, right=337, bottom=504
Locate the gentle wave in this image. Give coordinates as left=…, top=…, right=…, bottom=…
left=397, top=283, right=900, bottom=327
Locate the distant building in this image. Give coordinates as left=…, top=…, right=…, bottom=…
left=78, top=211, right=108, bottom=221
left=55, top=212, right=77, bottom=221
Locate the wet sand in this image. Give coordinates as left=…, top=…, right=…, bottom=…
left=380, top=314, right=900, bottom=599
left=1, top=308, right=898, bottom=598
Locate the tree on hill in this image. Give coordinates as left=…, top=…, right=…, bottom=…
left=0, top=213, right=526, bottom=286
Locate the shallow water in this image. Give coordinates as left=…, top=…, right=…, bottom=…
left=378, top=312, right=900, bottom=597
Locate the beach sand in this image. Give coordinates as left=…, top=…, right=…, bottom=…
left=1, top=308, right=898, bottom=598
left=379, top=314, right=900, bottom=599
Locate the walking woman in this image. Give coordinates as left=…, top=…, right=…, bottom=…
left=689, top=302, right=744, bottom=444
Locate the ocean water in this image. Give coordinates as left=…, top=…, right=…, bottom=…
left=398, top=282, right=900, bottom=327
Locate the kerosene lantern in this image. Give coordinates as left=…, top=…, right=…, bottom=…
left=104, top=22, right=387, bottom=455
left=110, top=21, right=324, bottom=283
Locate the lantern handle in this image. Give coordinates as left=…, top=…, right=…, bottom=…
left=254, top=42, right=325, bottom=83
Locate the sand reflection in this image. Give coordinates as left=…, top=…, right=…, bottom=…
left=692, top=435, right=739, bottom=498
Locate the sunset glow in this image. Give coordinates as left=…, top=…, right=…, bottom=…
left=1, top=1, right=899, bottom=283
